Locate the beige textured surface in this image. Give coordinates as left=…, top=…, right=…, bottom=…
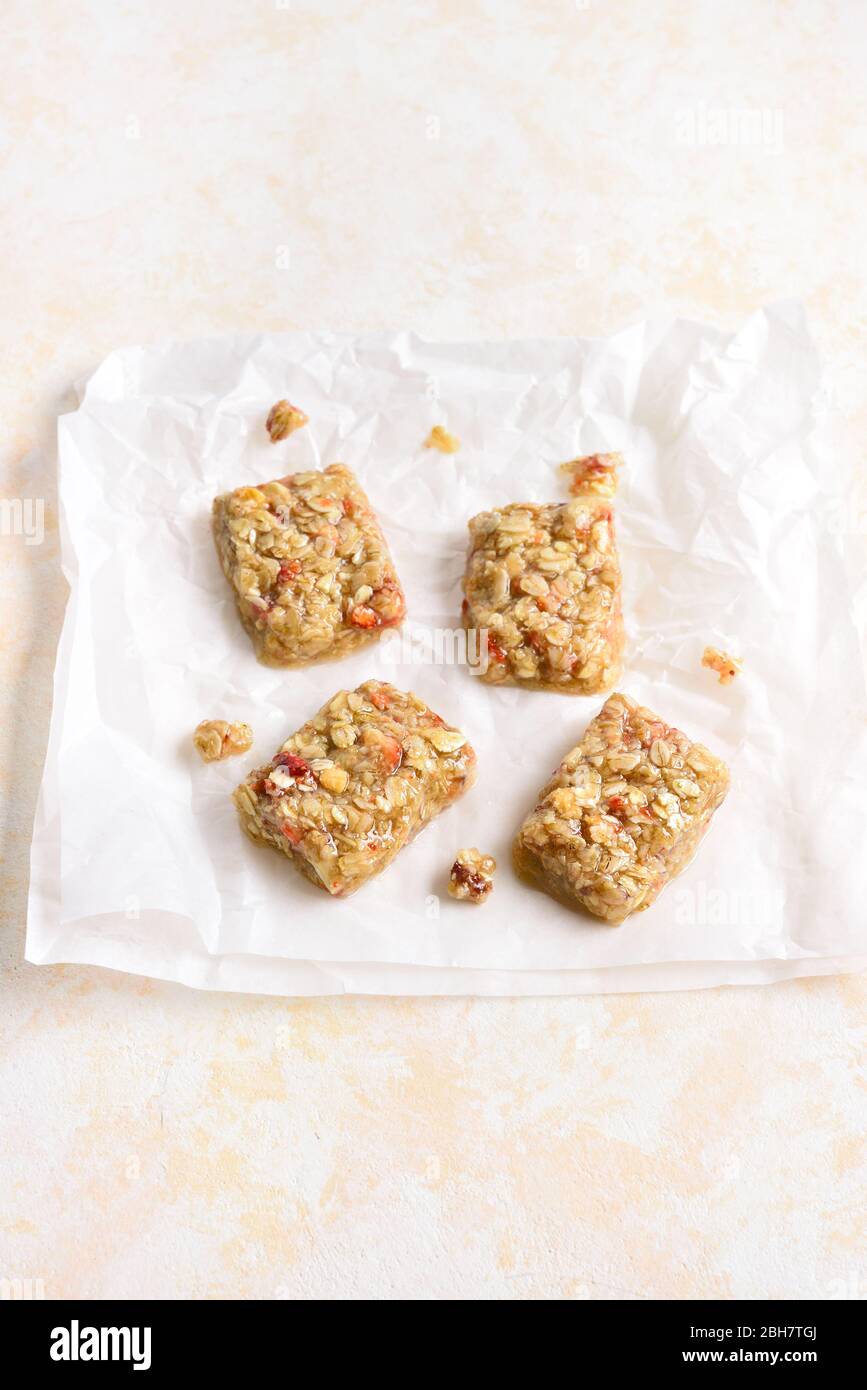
left=2, top=0, right=866, bottom=1300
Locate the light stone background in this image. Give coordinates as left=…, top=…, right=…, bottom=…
left=2, top=0, right=866, bottom=1301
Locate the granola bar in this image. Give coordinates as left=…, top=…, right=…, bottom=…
left=233, top=681, right=476, bottom=897
left=193, top=719, right=253, bottom=762
left=461, top=489, right=625, bottom=694
left=213, top=464, right=406, bottom=666
left=513, top=692, right=729, bottom=923
left=448, top=847, right=496, bottom=903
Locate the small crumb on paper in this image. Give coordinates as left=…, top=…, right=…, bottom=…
left=702, top=646, right=743, bottom=685
left=194, top=719, right=254, bottom=762
left=558, top=452, right=622, bottom=499
left=425, top=425, right=460, bottom=454
left=448, top=847, right=496, bottom=903
left=266, top=400, right=308, bottom=442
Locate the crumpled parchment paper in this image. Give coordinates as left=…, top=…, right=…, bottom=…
left=26, top=305, right=867, bottom=994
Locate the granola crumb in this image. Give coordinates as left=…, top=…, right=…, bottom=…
left=559, top=452, right=622, bottom=500
left=266, top=400, right=308, bottom=442
left=448, top=847, right=496, bottom=903
left=425, top=425, right=460, bottom=454
left=194, top=719, right=254, bottom=763
left=702, top=646, right=742, bottom=685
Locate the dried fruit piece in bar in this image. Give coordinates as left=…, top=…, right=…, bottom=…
left=513, top=691, right=729, bottom=923
left=233, top=681, right=476, bottom=897
left=424, top=425, right=460, bottom=453
left=448, top=847, right=496, bottom=903
left=266, top=400, right=308, bottom=441
left=193, top=719, right=254, bottom=763
left=212, top=464, right=406, bottom=667
left=702, top=645, right=742, bottom=685
left=461, top=485, right=625, bottom=694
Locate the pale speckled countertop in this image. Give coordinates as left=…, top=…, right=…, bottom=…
left=2, top=0, right=866, bottom=1301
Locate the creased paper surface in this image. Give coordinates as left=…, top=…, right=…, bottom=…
left=27, top=306, right=867, bottom=994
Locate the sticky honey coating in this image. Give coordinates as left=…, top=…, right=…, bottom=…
left=233, top=681, right=476, bottom=897
left=513, top=691, right=729, bottom=923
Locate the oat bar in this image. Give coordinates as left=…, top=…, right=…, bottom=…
left=233, top=681, right=476, bottom=897
left=213, top=464, right=406, bottom=666
left=513, top=692, right=729, bottom=923
left=461, top=491, right=624, bottom=694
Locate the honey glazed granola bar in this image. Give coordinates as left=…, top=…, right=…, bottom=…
left=513, top=692, right=729, bottom=923
left=461, top=454, right=625, bottom=694
left=233, top=681, right=476, bottom=897
left=212, top=464, right=406, bottom=667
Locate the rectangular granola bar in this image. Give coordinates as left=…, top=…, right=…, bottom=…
left=213, top=464, right=405, bottom=666
left=461, top=484, right=624, bottom=694
left=233, top=681, right=476, bottom=897
left=513, top=692, right=729, bottom=923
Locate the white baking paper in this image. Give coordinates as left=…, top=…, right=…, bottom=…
left=26, top=305, right=867, bottom=994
